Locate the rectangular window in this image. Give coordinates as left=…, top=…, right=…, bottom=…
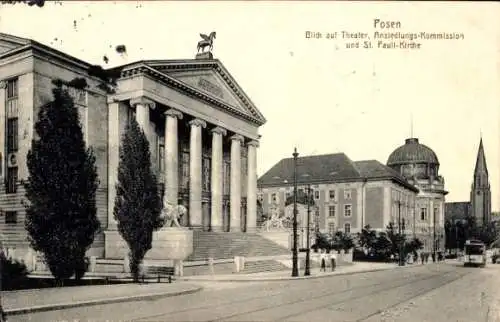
left=328, top=223, right=336, bottom=235
left=271, top=193, right=277, bottom=203
left=344, top=204, right=352, bottom=217
left=314, top=190, right=320, bottom=199
left=180, top=152, right=190, bottom=190
left=329, top=205, right=336, bottom=217
left=344, top=223, right=351, bottom=234
left=158, top=142, right=165, bottom=172
left=329, top=190, right=335, bottom=200
left=344, top=189, right=352, bottom=200
left=298, top=188, right=304, bottom=196
left=420, top=207, right=427, bottom=221
left=223, top=160, right=230, bottom=195
left=6, top=167, right=18, bottom=194
left=202, top=157, right=211, bottom=192
left=5, top=211, right=17, bottom=224
left=6, top=117, right=18, bottom=153
left=6, top=78, right=18, bottom=99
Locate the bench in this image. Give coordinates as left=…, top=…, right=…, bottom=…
left=143, top=266, right=175, bottom=283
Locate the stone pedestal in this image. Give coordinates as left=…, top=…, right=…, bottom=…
left=196, top=52, right=213, bottom=60
left=104, top=228, right=193, bottom=260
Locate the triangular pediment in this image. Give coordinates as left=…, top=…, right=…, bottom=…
left=169, top=69, right=246, bottom=111
left=0, top=33, right=30, bottom=56
left=145, top=60, right=266, bottom=125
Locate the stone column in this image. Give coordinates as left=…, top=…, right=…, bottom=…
left=189, top=118, right=207, bottom=229
left=130, top=97, right=155, bottom=154
left=164, top=109, right=183, bottom=206
left=210, top=127, right=227, bottom=232
left=107, top=101, right=120, bottom=229
left=0, top=81, right=5, bottom=179
left=230, top=134, right=244, bottom=232
left=246, top=140, right=259, bottom=233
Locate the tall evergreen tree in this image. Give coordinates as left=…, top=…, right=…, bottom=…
left=114, top=117, right=162, bottom=281
left=25, top=81, right=99, bottom=283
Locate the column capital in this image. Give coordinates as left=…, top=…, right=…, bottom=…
left=130, top=96, right=156, bottom=109
left=211, top=126, right=227, bottom=136
left=230, top=134, right=245, bottom=143
left=165, top=108, right=183, bottom=120
left=189, top=118, right=207, bottom=129
left=0, top=81, right=6, bottom=89
left=247, top=140, right=260, bottom=148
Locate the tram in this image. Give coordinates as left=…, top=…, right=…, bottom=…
left=463, top=239, right=486, bottom=268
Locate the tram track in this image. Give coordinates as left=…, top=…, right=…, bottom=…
left=211, top=270, right=468, bottom=322
left=131, top=266, right=459, bottom=322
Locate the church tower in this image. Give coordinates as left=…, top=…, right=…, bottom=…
left=470, top=137, right=492, bottom=226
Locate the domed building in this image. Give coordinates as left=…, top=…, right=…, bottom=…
left=387, top=138, right=448, bottom=254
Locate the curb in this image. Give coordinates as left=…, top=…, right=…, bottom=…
left=5, top=285, right=204, bottom=316
left=179, top=264, right=418, bottom=283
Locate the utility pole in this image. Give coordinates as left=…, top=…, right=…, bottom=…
left=291, top=148, right=299, bottom=277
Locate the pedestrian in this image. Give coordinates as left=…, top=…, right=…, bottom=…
left=320, top=249, right=326, bottom=272
left=331, top=251, right=337, bottom=271
left=420, top=252, right=424, bottom=265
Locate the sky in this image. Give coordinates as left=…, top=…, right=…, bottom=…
left=1, top=1, right=499, bottom=210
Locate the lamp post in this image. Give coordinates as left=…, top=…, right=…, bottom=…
left=397, top=200, right=404, bottom=266
left=433, top=207, right=436, bottom=262
left=291, top=148, right=299, bottom=277
left=305, top=184, right=311, bottom=276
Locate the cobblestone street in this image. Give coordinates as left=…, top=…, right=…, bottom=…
left=11, top=262, right=500, bottom=322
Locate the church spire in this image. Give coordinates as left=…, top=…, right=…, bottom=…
left=474, top=137, right=488, bottom=178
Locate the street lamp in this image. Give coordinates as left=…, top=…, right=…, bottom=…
left=304, top=180, right=312, bottom=276
left=433, top=207, right=436, bottom=262
left=291, top=147, right=299, bottom=277
left=396, top=200, right=405, bottom=266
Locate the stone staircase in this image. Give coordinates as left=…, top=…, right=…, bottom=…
left=187, top=232, right=290, bottom=261
left=239, top=260, right=288, bottom=274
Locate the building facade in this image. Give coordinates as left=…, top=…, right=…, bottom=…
left=387, top=137, right=448, bottom=252
left=0, top=33, right=266, bottom=258
left=257, top=153, right=419, bottom=237
left=444, top=202, right=471, bottom=224
left=470, top=138, right=491, bottom=226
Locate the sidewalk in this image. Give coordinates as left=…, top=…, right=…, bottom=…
left=179, top=261, right=416, bottom=282
left=3, top=282, right=203, bottom=316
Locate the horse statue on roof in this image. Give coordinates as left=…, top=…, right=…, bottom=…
left=197, top=32, right=217, bottom=53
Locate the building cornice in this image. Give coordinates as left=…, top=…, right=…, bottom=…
left=0, top=42, right=92, bottom=73
left=120, top=64, right=264, bottom=126
left=258, top=178, right=367, bottom=188
left=258, top=175, right=419, bottom=193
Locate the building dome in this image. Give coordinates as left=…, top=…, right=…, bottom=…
left=387, top=138, right=440, bottom=180
left=387, top=138, right=439, bottom=166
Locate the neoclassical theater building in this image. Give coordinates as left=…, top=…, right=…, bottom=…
left=0, top=32, right=266, bottom=258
